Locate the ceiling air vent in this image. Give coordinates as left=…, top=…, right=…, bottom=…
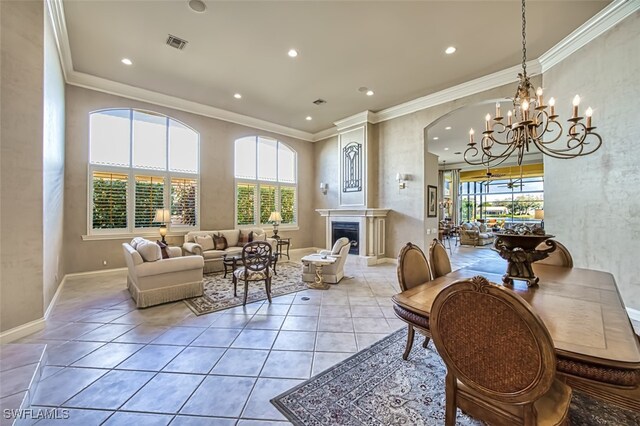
left=166, top=34, right=188, bottom=50
left=313, top=99, right=327, bottom=106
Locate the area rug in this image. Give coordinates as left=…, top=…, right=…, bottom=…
left=272, top=328, right=640, bottom=425
left=184, top=262, right=307, bottom=315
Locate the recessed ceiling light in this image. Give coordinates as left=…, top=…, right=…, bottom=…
left=433, top=137, right=439, bottom=140
left=188, top=0, right=207, bottom=13
left=233, top=93, right=242, bottom=99
left=444, top=147, right=449, bottom=151
left=445, top=126, right=452, bottom=130
left=121, top=58, right=132, bottom=65
left=288, top=49, right=298, bottom=58
left=366, top=90, right=374, bottom=96
left=445, top=46, right=457, bottom=54
left=305, top=116, right=312, bottom=121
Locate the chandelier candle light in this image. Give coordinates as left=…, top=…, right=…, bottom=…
left=465, top=0, right=602, bottom=168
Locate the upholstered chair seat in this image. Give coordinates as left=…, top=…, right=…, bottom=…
left=233, top=266, right=270, bottom=280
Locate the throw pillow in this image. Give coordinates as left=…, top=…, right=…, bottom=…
left=130, top=236, right=146, bottom=249
left=213, top=234, right=228, bottom=250
left=156, top=240, right=170, bottom=259
left=238, top=230, right=251, bottom=246
left=195, top=235, right=215, bottom=251
left=137, top=239, right=162, bottom=262
left=252, top=232, right=266, bottom=241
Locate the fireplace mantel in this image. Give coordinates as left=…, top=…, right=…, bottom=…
left=316, top=208, right=390, bottom=218
left=316, top=208, right=390, bottom=265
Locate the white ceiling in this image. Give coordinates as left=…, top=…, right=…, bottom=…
left=62, top=0, right=609, bottom=134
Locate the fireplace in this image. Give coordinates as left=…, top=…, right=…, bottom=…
left=332, top=222, right=359, bottom=255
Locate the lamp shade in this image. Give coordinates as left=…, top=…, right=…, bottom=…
left=534, top=209, right=544, bottom=220
left=154, top=208, right=171, bottom=223
left=268, top=211, right=282, bottom=223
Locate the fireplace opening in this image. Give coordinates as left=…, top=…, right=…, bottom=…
left=332, top=222, right=359, bottom=255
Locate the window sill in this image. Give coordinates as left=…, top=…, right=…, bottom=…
left=81, top=230, right=192, bottom=241
left=236, top=225, right=300, bottom=233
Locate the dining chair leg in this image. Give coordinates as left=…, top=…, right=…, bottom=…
left=243, top=278, right=249, bottom=305
left=445, top=371, right=457, bottom=426
left=232, top=276, right=237, bottom=297
left=423, top=336, right=430, bottom=348
left=265, top=278, right=272, bottom=303
left=403, top=325, right=415, bottom=360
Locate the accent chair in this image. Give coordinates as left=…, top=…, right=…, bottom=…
left=302, top=237, right=351, bottom=284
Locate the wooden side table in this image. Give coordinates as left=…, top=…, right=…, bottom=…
left=275, top=238, right=291, bottom=260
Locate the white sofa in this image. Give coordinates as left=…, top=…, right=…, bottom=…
left=302, top=237, right=351, bottom=284
left=183, top=228, right=277, bottom=274
left=123, top=239, right=204, bottom=308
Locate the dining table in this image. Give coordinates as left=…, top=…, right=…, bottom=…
left=392, top=259, right=640, bottom=411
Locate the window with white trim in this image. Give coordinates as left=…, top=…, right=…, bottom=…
left=234, top=136, right=297, bottom=226
left=89, top=109, right=199, bottom=234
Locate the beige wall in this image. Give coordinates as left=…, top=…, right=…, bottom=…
left=64, top=86, right=314, bottom=274
left=0, top=0, right=45, bottom=331
left=43, top=2, right=66, bottom=310
left=543, top=11, right=640, bottom=310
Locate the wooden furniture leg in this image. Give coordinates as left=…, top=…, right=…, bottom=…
left=403, top=325, right=415, bottom=360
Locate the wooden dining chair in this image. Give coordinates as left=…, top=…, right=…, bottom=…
left=536, top=240, right=573, bottom=268
left=429, top=238, right=452, bottom=279
left=430, top=276, right=572, bottom=426
left=233, top=241, right=272, bottom=305
left=396, top=242, right=433, bottom=360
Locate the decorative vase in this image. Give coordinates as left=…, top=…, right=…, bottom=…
left=492, top=225, right=556, bottom=287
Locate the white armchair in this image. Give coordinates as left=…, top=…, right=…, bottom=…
left=302, top=237, right=351, bottom=284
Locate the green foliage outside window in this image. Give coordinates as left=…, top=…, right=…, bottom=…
left=237, top=184, right=256, bottom=225
left=171, top=179, right=197, bottom=226
left=92, top=176, right=127, bottom=229
left=280, top=187, right=296, bottom=224
left=260, top=186, right=276, bottom=224
left=135, top=180, right=164, bottom=228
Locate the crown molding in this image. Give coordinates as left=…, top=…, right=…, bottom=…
left=334, top=111, right=375, bottom=132
left=312, top=127, right=338, bottom=142
left=46, top=0, right=73, bottom=80
left=66, top=70, right=315, bottom=141
left=539, top=0, right=639, bottom=73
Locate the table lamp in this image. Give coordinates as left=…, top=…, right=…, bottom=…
left=268, top=211, right=283, bottom=238
left=154, top=208, right=171, bottom=243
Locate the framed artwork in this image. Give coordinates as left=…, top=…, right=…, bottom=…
left=427, top=185, right=437, bottom=217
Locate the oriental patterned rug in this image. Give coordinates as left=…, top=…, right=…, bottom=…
left=184, top=262, right=307, bottom=315
left=272, top=328, right=640, bottom=426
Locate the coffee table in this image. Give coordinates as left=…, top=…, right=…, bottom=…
left=300, top=254, right=337, bottom=290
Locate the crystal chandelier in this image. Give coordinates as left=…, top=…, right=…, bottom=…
left=464, top=0, right=602, bottom=168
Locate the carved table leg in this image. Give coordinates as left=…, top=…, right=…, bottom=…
left=308, top=263, right=329, bottom=290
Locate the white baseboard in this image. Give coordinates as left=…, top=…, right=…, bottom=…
left=627, top=307, right=640, bottom=322
left=0, top=318, right=46, bottom=344
left=44, top=275, right=67, bottom=320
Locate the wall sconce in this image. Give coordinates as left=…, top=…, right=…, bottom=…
left=320, top=182, right=328, bottom=194
left=396, top=173, right=407, bottom=189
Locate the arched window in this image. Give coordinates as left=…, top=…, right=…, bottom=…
left=234, top=136, right=297, bottom=226
left=89, top=109, right=199, bottom=234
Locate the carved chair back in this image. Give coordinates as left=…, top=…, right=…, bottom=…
left=397, top=242, right=432, bottom=291
left=242, top=241, right=272, bottom=273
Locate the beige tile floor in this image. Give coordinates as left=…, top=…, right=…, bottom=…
left=7, top=243, right=588, bottom=425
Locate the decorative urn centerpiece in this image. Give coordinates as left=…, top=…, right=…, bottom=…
left=492, top=225, right=556, bottom=287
